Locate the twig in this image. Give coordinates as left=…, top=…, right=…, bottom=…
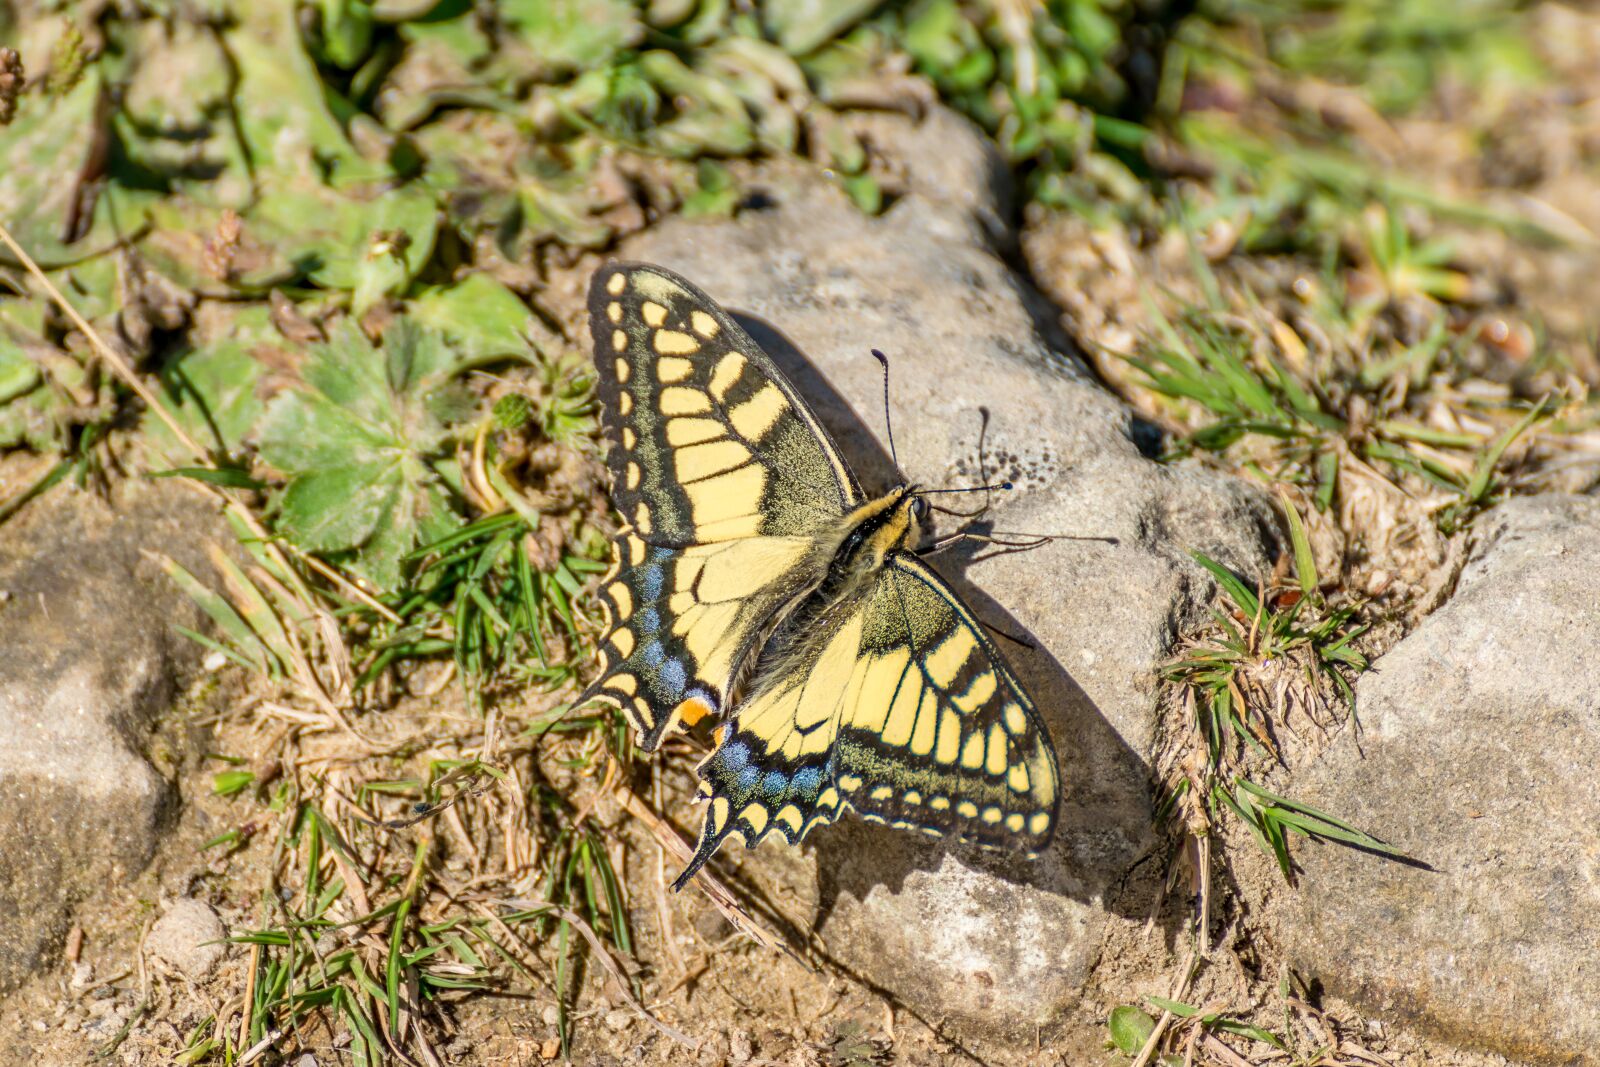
left=236, top=1027, right=286, bottom=1066
left=1199, top=1032, right=1255, bottom=1067
left=238, top=941, right=261, bottom=1053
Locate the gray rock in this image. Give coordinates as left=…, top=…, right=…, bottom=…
left=1276, top=493, right=1600, bottom=1063
left=0, top=480, right=221, bottom=991
left=569, top=107, right=1277, bottom=1040
left=147, top=898, right=227, bottom=979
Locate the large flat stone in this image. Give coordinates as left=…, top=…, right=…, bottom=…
left=1275, top=493, right=1600, bottom=1063
left=0, top=480, right=220, bottom=990
left=555, top=107, right=1278, bottom=1042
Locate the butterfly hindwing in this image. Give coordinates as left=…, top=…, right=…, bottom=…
left=585, top=529, right=820, bottom=749
left=587, top=262, right=861, bottom=545
left=677, top=551, right=1059, bottom=886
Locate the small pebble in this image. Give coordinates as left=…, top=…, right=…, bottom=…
left=147, top=899, right=227, bottom=980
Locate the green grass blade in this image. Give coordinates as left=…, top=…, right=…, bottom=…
left=1190, top=551, right=1259, bottom=616
left=1274, top=487, right=1319, bottom=602
left=1463, top=397, right=1549, bottom=505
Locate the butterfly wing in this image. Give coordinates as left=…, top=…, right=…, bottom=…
left=583, top=263, right=862, bottom=748
left=676, top=551, right=1060, bottom=888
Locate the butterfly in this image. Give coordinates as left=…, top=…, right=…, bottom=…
left=578, top=262, right=1059, bottom=889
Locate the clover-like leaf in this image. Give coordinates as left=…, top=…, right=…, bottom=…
left=256, top=320, right=467, bottom=591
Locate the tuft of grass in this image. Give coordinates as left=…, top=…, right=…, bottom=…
left=214, top=776, right=643, bottom=1065
left=1108, top=967, right=1401, bottom=1066
left=1124, top=229, right=1562, bottom=535
left=1156, top=491, right=1401, bottom=884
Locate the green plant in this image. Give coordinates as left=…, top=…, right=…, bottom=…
left=256, top=321, right=471, bottom=592
left=1126, top=245, right=1556, bottom=529
left=1158, top=493, right=1402, bottom=881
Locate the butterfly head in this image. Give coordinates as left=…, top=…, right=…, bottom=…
left=909, top=490, right=931, bottom=526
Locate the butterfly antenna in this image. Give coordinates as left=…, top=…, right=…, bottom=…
left=917, top=481, right=1014, bottom=497
left=871, top=349, right=901, bottom=473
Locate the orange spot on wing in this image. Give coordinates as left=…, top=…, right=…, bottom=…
left=674, top=696, right=715, bottom=730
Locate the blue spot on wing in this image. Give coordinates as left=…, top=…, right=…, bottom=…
left=640, top=640, right=665, bottom=668
left=660, top=657, right=687, bottom=699
left=638, top=565, right=664, bottom=601
left=792, top=766, right=822, bottom=797
left=720, top=740, right=749, bottom=772
left=636, top=607, right=661, bottom=633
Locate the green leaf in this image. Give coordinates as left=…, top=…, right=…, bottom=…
left=0, top=330, right=42, bottom=405
left=1274, top=487, right=1319, bottom=602
left=319, top=0, right=376, bottom=69
left=637, top=51, right=756, bottom=157
left=409, top=275, right=539, bottom=365
left=247, top=182, right=440, bottom=313
left=148, top=467, right=265, bottom=490
left=213, top=770, right=256, bottom=797
left=1144, top=995, right=1200, bottom=1018
left=225, top=2, right=367, bottom=180
left=257, top=323, right=467, bottom=590
left=157, top=555, right=276, bottom=677
left=764, top=0, right=882, bottom=55
left=1107, top=1004, right=1156, bottom=1054
left=144, top=307, right=275, bottom=462
left=112, top=18, right=246, bottom=187
left=681, top=159, right=741, bottom=218
left=1190, top=550, right=1259, bottom=617
left=1463, top=397, right=1549, bottom=506
left=0, top=69, right=139, bottom=266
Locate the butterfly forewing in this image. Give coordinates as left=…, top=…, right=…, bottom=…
left=583, top=264, right=858, bottom=747
left=588, top=263, right=861, bottom=544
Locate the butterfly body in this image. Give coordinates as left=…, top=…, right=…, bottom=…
left=579, top=263, right=1060, bottom=888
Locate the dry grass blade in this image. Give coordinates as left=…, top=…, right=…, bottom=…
left=491, top=898, right=699, bottom=1050
left=1131, top=946, right=1198, bottom=1067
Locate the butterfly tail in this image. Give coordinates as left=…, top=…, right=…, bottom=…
left=670, top=794, right=734, bottom=891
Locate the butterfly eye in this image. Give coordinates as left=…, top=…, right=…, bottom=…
left=911, top=495, right=930, bottom=523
